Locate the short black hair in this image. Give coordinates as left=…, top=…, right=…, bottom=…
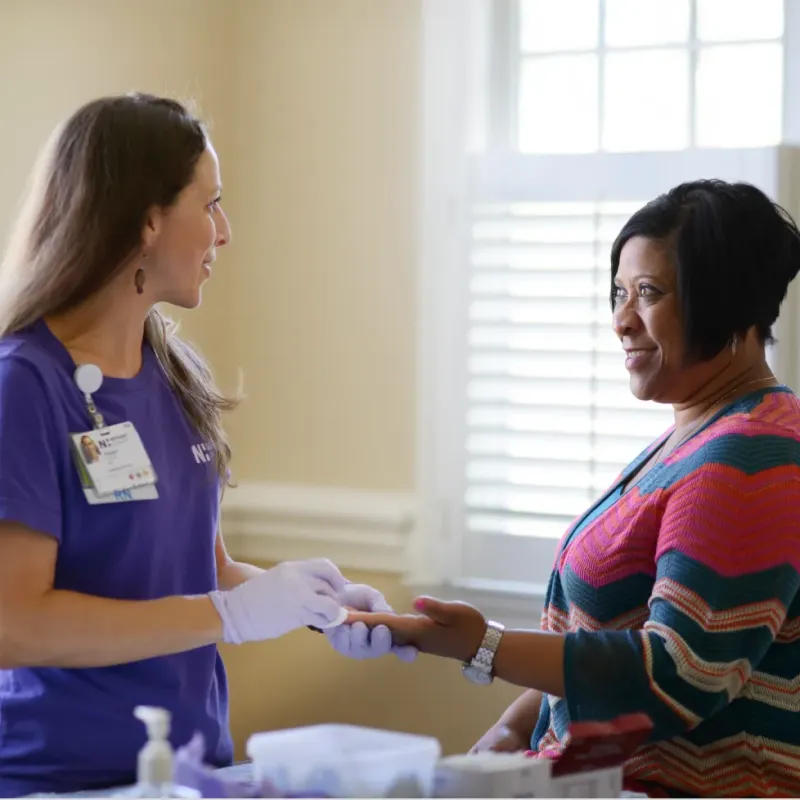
left=610, top=179, right=800, bottom=362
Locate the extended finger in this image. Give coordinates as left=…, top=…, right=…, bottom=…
left=345, top=611, right=433, bottom=645
left=345, top=610, right=422, bottom=627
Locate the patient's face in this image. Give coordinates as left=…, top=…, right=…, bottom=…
left=612, top=236, right=730, bottom=406
left=613, top=236, right=682, bottom=403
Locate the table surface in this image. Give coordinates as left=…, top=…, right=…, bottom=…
left=31, top=761, right=647, bottom=798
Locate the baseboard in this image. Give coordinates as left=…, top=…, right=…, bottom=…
left=220, top=482, right=416, bottom=574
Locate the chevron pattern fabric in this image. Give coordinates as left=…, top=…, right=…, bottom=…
left=532, top=387, right=800, bottom=797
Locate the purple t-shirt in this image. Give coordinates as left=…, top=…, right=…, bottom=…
left=0, top=320, right=232, bottom=797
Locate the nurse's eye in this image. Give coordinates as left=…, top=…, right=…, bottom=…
left=208, top=196, right=222, bottom=212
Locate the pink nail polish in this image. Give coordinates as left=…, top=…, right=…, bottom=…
left=413, top=598, right=425, bottom=611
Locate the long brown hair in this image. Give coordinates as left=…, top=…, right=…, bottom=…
left=0, top=93, right=238, bottom=482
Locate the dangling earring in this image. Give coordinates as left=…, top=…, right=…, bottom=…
left=134, top=252, right=146, bottom=295
left=731, top=335, right=738, bottom=357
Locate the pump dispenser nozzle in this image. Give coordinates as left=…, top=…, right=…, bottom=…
left=117, top=706, right=198, bottom=797
left=134, top=706, right=173, bottom=787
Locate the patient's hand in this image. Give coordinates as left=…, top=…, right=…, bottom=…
left=346, top=597, right=487, bottom=662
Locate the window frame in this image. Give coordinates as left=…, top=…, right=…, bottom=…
left=496, top=0, right=785, bottom=154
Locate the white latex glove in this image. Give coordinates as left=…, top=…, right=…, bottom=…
left=325, top=583, right=418, bottom=662
left=209, top=559, right=347, bottom=644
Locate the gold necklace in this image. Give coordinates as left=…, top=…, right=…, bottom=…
left=655, top=375, right=778, bottom=464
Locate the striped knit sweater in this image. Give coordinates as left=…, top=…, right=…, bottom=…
left=532, top=387, right=800, bottom=797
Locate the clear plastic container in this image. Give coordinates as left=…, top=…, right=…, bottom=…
left=246, top=724, right=442, bottom=798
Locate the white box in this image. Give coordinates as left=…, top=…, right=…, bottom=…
left=246, top=724, right=441, bottom=798
left=433, top=753, right=624, bottom=798
left=434, top=753, right=553, bottom=797
left=551, top=766, right=623, bottom=798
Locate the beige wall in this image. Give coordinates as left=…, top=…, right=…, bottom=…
left=0, top=0, right=515, bottom=758
left=222, top=0, right=417, bottom=491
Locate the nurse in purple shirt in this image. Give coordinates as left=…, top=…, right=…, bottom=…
left=0, top=93, right=413, bottom=797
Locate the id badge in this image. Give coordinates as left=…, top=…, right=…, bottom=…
left=70, top=422, right=158, bottom=498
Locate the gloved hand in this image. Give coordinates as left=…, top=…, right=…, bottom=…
left=325, top=583, right=417, bottom=662
left=209, top=559, right=347, bottom=644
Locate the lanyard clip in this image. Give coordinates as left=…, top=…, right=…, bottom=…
left=73, top=364, right=106, bottom=430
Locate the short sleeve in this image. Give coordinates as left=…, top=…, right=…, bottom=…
left=0, top=356, right=63, bottom=541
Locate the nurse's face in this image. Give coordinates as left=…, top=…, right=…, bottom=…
left=142, top=145, right=232, bottom=309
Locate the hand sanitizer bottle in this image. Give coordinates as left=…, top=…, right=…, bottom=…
left=121, top=706, right=199, bottom=798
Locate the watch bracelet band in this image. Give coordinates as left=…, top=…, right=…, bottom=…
left=468, top=619, right=504, bottom=673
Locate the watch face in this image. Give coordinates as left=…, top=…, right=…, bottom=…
left=462, top=664, right=492, bottom=685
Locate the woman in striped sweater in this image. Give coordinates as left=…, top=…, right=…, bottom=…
left=353, top=179, right=800, bottom=797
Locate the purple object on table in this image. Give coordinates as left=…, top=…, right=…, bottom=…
left=174, top=734, right=277, bottom=798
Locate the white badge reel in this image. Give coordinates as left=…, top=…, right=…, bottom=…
left=74, top=363, right=103, bottom=395
left=74, top=364, right=106, bottom=429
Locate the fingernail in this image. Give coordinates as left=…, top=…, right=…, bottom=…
left=413, top=598, right=425, bottom=611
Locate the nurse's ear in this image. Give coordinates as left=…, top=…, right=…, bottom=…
left=140, top=205, right=165, bottom=252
